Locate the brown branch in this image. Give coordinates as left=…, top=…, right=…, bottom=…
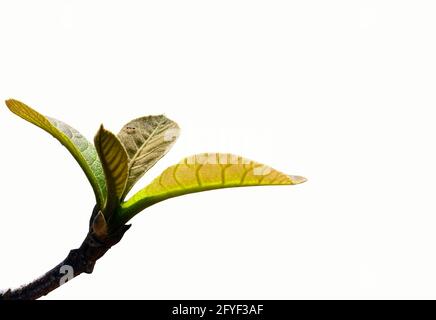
left=0, top=207, right=131, bottom=300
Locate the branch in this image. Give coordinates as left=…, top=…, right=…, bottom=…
left=0, top=209, right=131, bottom=300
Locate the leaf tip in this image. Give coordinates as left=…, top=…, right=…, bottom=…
left=95, top=124, right=107, bottom=142
left=4, top=99, right=31, bottom=117
left=288, top=175, right=307, bottom=185
left=5, top=98, right=17, bottom=109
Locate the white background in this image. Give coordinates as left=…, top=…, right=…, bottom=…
left=0, top=0, right=436, bottom=300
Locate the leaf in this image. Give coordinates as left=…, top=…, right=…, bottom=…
left=5, top=99, right=107, bottom=207
left=120, top=153, right=307, bottom=220
left=117, top=115, right=180, bottom=199
left=94, top=125, right=129, bottom=214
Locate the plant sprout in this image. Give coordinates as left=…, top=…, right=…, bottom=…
left=0, top=99, right=306, bottom=300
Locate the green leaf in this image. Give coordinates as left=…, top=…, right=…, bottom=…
left=94, top=125, right=129, bottom=214
left=120, top=153, right=307, bottom=220
left=5, top=99, right=107, bottom=207
left=117, top=115, right=180, bottom=199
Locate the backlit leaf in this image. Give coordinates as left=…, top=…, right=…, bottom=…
left=5, top=99, right=107, bottom=206
left=117, top=115, right=180, bottom=199
left=94, top=125, right=128, bottom=214
left=120, top=153, right=306, bottom=220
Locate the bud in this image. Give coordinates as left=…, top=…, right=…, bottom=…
left=92, top=211, right=108, bottom=239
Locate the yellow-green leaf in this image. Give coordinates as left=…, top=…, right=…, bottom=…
left=117, top=115, right=180, bottom=199
left=5, top=99, right=107, bottom=206
left=120, top=153, right=306, bottom=220
left=94, top=125, right=129, bottom=214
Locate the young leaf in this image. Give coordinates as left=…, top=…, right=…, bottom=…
left=117, top=115, right=180, bottom=199
left=5, top=99, right=107, bottom=207
left=120, top=153, right=307, bottom=220
left=94, top=125, right=129, bottom=214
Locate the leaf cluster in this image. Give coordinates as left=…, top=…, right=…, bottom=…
left=5, top=99, right=306, bottom=236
